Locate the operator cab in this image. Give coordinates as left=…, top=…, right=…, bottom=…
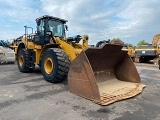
left=35, top=15, right=68, bottom=44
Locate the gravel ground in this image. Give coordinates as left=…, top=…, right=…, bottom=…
left=0, top=63, right=160, bottom=120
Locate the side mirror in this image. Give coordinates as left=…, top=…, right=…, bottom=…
left=65, top=25, right=68, bottom=31
left=46, top=31, right=53, bottom=36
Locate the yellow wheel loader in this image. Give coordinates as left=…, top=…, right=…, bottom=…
left=13, top=15, right=145, bottom=105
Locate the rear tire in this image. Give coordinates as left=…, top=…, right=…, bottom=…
left=41, top=48, right=70, bottom=83
left=17, top=49, right=34, bottom=72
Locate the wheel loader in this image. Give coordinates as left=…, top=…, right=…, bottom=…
left=13, top=15, right=145, bottom=105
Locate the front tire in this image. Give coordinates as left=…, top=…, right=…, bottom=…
left=41, top=48, right=70, bottom=83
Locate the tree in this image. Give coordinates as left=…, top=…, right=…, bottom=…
left=110, top=38, right=133, bottom=47
left=137, top=40, right=149, bottom=45
left=111, top=38, right=123, bottom=42
left=124, top=43, right=133, bottom=47
left=110, top=38, right=124, bottom=46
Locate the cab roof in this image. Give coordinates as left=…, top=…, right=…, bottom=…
left=36, top=15, right=68, bottom=23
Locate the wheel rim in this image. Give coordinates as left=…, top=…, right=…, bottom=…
left=19, top=55, right=24, bottom=67
left=44, top=57, right=54, bottom=74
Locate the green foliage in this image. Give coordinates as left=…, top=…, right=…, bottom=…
left=124, top=43, right=133, bottom=47
left=109, top=38, right=133, bottom=47
left=137, top=40, right=149, bottom=45
left=111, top=38, right=123, bottom=42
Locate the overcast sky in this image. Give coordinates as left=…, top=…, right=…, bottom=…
left=0, top=0, right=160, bottom=45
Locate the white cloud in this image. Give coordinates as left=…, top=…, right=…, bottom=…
left=39, top=0, right=160, bottom=45
left=0, top=0, right=43, bottom=40
left=0, top=0, right=160, bottom=45
left=0, top=0, right=42, bottom=22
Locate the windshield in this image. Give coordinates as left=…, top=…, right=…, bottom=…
left=48, top=19, right=65, bottom=37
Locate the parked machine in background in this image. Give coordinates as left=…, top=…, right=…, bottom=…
left=134, top=44, right=158, bottom=63
left=12, top=15, right=145, bottom=105
left=152, top=34, right=160, bottom=55
left=0, top=40, right=15, bottom=64
left=96, top=40, right=135, bottom=61
left=122, top=46, right=135, bottom=61
left=152, top=34, right=160, bottom=66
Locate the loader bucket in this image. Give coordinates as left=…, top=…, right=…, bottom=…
left=68, top=44, right=145, bottom=105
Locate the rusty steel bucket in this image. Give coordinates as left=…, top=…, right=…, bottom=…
left=68, top=44, right=145, bottom=105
